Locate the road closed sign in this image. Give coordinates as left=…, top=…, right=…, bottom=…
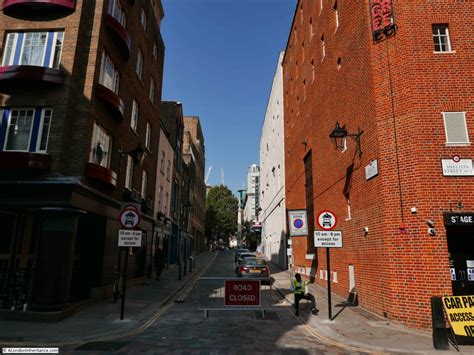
left=442, top=295, right=474, bottom=337
left=225, top=280, right=260, bottom=306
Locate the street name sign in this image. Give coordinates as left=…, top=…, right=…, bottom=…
left=118, top=230, right=143, bottom=247
left=314, top=231, right=343, bottom=248
left=224, top=280, right=260, bottom=306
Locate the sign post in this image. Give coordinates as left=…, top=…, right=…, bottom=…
left=118, top=204, right=141, bottom=321
left=315, top=210, right=342, bottom=321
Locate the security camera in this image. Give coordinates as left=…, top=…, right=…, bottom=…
left=428, top=227, right=436, bottom=236
left=426, top=220, right=435, bottom=227
left=363, top=227, right=369, bottom=234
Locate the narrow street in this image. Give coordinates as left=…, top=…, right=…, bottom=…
left=64, top=252, right=364, bottom=354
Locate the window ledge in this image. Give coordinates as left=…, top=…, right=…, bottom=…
left=433, top=50, right=456, bottom=54
left=445, top=142, right=470, bottom=147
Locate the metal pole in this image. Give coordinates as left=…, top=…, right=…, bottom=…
left=120, top=248, right=129, bottom=320
left=326, top=248, right=332, bottom=321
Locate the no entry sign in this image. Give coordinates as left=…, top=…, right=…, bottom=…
left=225, top=280, right=260, bottom=306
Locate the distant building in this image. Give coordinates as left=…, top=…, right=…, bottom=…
left=0, top=0, right=165, bottom=311
left=243, top=164, right=260, bottom=224
left=259, top=52, right=286, bottom=268
left=183, top=116, right=206, bottom=254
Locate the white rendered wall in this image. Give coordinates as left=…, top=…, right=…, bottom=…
left=259, top=52, right=286, bottom=268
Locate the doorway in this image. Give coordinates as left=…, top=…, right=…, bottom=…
left=446, top=226, right=474, bottom=295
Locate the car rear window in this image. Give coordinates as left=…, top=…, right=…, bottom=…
left=244, top=259, right=266, bottom=266
left=240, top=254, right=255, bottom=258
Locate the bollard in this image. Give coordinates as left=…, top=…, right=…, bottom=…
left=193, top=257, right=196, bottom=268
left=431, top=296, right=449, bottom=350
left=183, top=258, right=187, bottom=276
left=189, top=256, right=193, bottom=272
left=178, top=262, right=182, bottom=280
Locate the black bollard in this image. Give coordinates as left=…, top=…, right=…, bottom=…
left=189, top=256, right=193, bottom=272
left=183, top=258, right=187, bottom=276
left=178, top=262, right=182, bottom=280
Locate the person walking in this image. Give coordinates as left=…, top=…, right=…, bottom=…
left=154, top=247, right=165, bottom=281
left=292, top=273, right=318, bottom=316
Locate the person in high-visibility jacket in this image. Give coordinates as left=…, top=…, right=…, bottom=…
left=291, top=273, right=318, bottom=316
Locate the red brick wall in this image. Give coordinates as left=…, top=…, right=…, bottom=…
left=284, top=0, right=474, bottom=330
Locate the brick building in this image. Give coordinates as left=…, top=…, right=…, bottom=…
left=284, top=0, right=474, bottom=329
left=0, top=0, right=165, bottom=312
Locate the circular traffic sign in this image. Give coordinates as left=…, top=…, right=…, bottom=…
left=317, top=210, right=337, bottom=230
left=120, top=207, right=140, bottom=229
left=293, top=218, right=304, bottom=229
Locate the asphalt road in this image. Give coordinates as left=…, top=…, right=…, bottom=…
left=65, top=251, right=366, bottom=354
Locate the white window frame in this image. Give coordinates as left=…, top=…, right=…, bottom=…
left=99, top=52, right=120, bottom=94
left=334, top=1, right=339, bottom=32
left=145, top=122, right=151, bottom=149
left=432, top=24, right=452, bottom=53
left=3, top=108, right=35, bottom=152
left=108, top=0, right=127, bottom=27
left=37, top=108, right=52, bottom=153
left=136, top=49, right=143, bottom=80
left=141, top=170, right=147, bottom=198
left=149, top=78, right=155, bottom=104
left=2, top=31, right=64, bottom=69
left=321, top=34, right=326, bottom=61
left=125, top=155, right=133, bottom=189
left=140, top=8, right=147, bottom=31
left=443, top=112, right=470, bottom=146
left=89, top=122, right=112, bottom=167
left=131, top=99, right=139, bottom=131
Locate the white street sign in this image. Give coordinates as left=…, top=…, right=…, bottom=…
left=314, top=231, right=343, bottom=248
left=118, top=230, right=143, bottom=247
left=288, top=210, right=308, bottom=236
left=442, top=156, right=474, bottom=176
left=365, top=159, right=379, bottom=180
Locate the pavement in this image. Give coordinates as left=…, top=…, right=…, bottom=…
left=0, top=250, right=473, bottom=354
left=267, top=259, right=474, bottom=354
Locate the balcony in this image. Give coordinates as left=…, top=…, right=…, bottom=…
left=104, top=14, right=131, bottom=59
left=95, top=84, right=124, bottom=122
left=85, top=162, right=117, bottom=189
left=0, top=65, right=64, bottom=90
left=2, top=0, right=76, bottom=18
left=0, top=152, right=51, bottom=174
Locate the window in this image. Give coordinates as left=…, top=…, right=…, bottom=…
left=136, top=49, right=143, bottom=80
left=166, top=160, right=171, bottom=180
left=158, top=185, right=163, bottom=212
left=89, top=122, right=112, bottom=167
left=99, top=52, right=120, bottom=94
left=108, top=0, right=126, bottom=27
left=140, top=8, right=147, bottom=31
left=311, top=59, right=315, bottom=83
left=149, top=78, right=155, bottom=104
left=145, top=122, right=151, bottom=149
left=321, top=34, right=326, bottom=61
left=320, top=0, right=323, bottom=13
left=160, top=151, right=165, bottom=173
left=2, top=31, right=64, bottom=69
left=152, top=42, right=158, bottom=60
left=432, top=25, right=452, bottom=52
left=309, top=17, right=314, bottom=39
left=443, top=112, right=469, bottom=145
left=164, top=191, right=169, bottom=215
left=1, top=107, right=52, bottom=153
left=125, top=155, right=133, bottom=189
left=131, top=99, right=138, bottom=131
left=334, top=1, right=339, bottom=31
left=141, top=170, right=147, bottom=198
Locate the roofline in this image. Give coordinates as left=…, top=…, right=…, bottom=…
left=282, top=0, right=300, bottom=65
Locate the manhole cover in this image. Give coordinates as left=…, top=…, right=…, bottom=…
left=75, top=341, right=128, bottom=351
left=255, top=311, right=279, bottom=320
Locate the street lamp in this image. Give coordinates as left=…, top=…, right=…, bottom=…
left=329, top=122, right=364, bottom=157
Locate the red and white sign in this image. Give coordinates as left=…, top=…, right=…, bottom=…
left=317, top=210, right=337, bottom=231
left=225, top=280, right=260, bottom=306
left=119, top=205, right=141, bottom=229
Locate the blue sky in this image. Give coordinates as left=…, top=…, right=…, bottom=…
left=161, top=0, right=296, bottom=195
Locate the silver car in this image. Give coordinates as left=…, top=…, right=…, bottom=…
left=236, top=258, right=270, bottom=284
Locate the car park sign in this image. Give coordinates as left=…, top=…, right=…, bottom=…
left=225, top=280, right=260, bottom=306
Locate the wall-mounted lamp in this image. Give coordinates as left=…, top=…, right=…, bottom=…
left=329, top=122, right=364, bottom=157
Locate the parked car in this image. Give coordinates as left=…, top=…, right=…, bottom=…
left=234, top=248, right=250, bottom=262
left=235, top=253, right=256, bottom=272
left=237, top=258, right=270, bottom=284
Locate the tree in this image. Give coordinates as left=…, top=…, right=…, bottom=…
left=205, top=185, right=238, bottom=245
